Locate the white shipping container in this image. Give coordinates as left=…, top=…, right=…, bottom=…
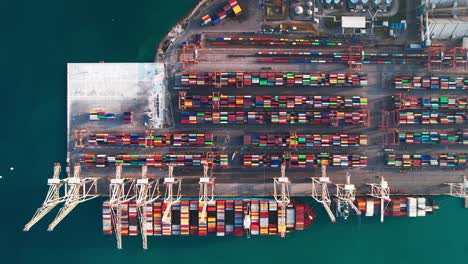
left=365, top=199, right=374, bottom=217
left=408, top=197, right=417, bottom=217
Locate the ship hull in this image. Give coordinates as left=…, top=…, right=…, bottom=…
left=103, top=198, right=315, bottom=237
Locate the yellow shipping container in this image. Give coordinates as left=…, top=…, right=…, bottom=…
left=233, top=5, right=242, bottom=15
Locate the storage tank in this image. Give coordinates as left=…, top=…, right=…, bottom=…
left=323, top=0, right=333, bottom=7
left=295, top=6, right=304, bottom=15
left=307, top=9, right=313, bottom=16
left=349, top=0, right=360, bottom=8
left=463, top=37, right=468, bottom=48
left=429, top=0, right=468, bottom=8
left=307, top=1, right=313, bottom=7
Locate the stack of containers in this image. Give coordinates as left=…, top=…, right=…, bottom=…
left=180, top=201, right=190, bottom=236
left=260, top=200, right=269, bottom=236
left=398, top=131, right=461, bottom=144
left=89, top=110, right=107, bottom=121
left=398, top=111, right=467, bottom=125
left=120, top=202, right=129, bottom=236
left=268, top=201, right=278, bottom=235
left=225, top=200, right=234, bottom=235
left=394, top=76, right=468, bottom=90
left=463, top=130, right=468, bottom=144
left=250, top=201, right=260, bottom=236
left=128, top=201, right=138, bottom=236
left=180, top=93, right=368, bottom=110
left=102, top=201, right=112, bottom=235
left=234, top=200, right=244, bottom=236
left=243, top=153, right=367, bottom=168
left=153, top=201, right=162, bottom=236
left=161, top=203, right=172, bottom=236
left=278, top=204, right=286, bottom=236
left=385, top=153, right=468, bottom=168
left=198, top=202, right=208, bottom=236
left=123, top=112, right=133, bottom=123
left=145, top=203, right=153, bottom=236
left=207, top=201, right=217, bottom=234
left=83, top=153, right=228, bottom=168
left=180, top=72, right=368, bottom=88
left=286, top=205, right=296, bottom=231
left=295, top=204, right=305, bottom=231
left=171, top=203, right=181, bottom=236
left=216, top=201, right=225, bottom=236
left=243, top=133, right=368, bottom=147
left=394, top=96, right=468, bottom=110
left=189, top=201, right=199, bottom=235
left=181, top=111, right=367, bottom=125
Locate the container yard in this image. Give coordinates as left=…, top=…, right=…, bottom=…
left=24, top=0, right=468, bottom=250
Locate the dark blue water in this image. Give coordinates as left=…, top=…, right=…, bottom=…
left=1, top=1, right=468, bottom=263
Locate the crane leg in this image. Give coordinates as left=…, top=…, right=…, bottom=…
left=347, top=199, right=361, bottom=216
left=24, top=203, right=60, bottom=231
left=47, top=203, right=78, bottom=231
left=323, top=203, right=336, bottom=223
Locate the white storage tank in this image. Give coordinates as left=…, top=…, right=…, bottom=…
left=295, top=6, right=304, bottom=15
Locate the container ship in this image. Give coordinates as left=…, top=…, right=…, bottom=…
left=335, top=197, right=439, bottom=219
left=102, top=199, right=315, bottom=237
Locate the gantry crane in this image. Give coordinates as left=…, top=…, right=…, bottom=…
left=109, top=163, right=135, bottom=250
left=445, top=176, right=468, bottom=208
left=135, top=165, right=160, bottom=250
left=24, top=163, right=63, bottom=231
left=335, top=171, right=361, bottom=218
left=311, top=165, right=336, bottom=223
left=199, top=162, right=215, bottom=224
left=273, top=163, right=290, bottom=238
left=48, top=163, right=99, bottom=231
left=368, top=176, right=391, bottom=223
left=162, top=163, right=182, bottom=223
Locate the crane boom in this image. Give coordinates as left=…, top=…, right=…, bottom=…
left=335, top=171, right=361, bottom=217
left=136, top=165, right=160, bottom=250
left=273, top=163, right=290, bottom=237
left=24, top=163, right=63, bottom=231
left=109, top=164, right=136, bottom=249
left=368, top=176, right=391, bottom=223
left=199, top=163, right=215, bottom=224
left=162, top=164, right=182, bottom=223
left=47, top=164, right=99, bottom=231
left=311, top=165, right=336, bottom=223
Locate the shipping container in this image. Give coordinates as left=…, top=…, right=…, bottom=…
left=180, top=72, right=368, bottom=88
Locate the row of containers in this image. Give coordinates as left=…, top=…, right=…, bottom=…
left=243, top=153, right=368, bottom=168
left=87, top=133, right=213, bottom=147
left=179, top=93, right=368, bottom=110
left=394, top=95, right=468, bottom=110
left=180, top=111, right=369, bottom=126
left=243, top=133, right=368, bottom=148
left=82, top=153, right=228, bottom=168
left=200, top=0, right=242, bottom=26
left=180, top=72, right=368, bottom=87
left=385, top=153, right=468, bottom=169
left=206, top=36, right=346, bottom=47
left=256, top=51, right=427, bottom=66
left=355, top=197, right=432, bottom=218
left=89, top=111, right=133, bottom=123
left=393, top=76, right=468, bottom=90
left=397, top=131, right=468, bottom=145
left=103, top=200, right=311, bottom=237
left=397, top=111, right=468, bottom=125
left=257, top=58, right=426, bottom=65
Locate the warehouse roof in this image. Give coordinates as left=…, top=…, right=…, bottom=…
left=342, top=16, right=366, bottom=28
